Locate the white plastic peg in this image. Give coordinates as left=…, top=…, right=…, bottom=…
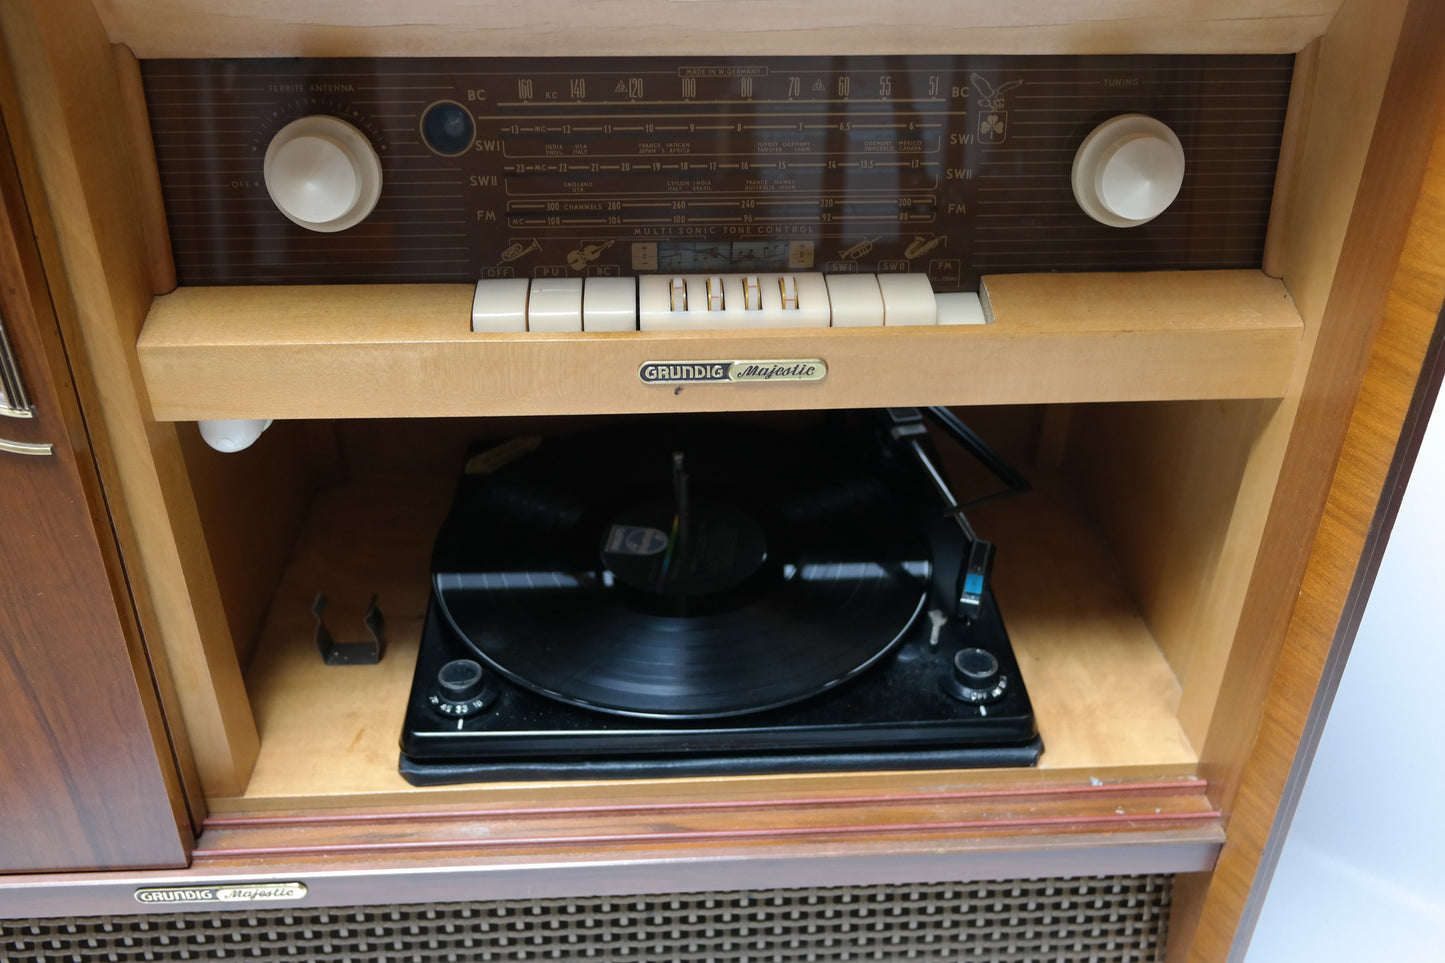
left=198, top=419, right=273, bottom=453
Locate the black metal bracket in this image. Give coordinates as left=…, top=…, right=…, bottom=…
left=312, top=593, right=384, bottom=665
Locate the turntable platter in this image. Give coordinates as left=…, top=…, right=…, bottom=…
left=431, top=420, right=933, bottom=718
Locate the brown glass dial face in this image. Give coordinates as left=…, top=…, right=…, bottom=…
left=143, top=54, right=1293, bottom=289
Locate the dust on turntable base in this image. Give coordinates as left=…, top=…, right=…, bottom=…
left=398, top=411, right=1041, bottom=784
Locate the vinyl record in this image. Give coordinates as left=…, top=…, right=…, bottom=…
left=432, top=418, right=933, bottom=718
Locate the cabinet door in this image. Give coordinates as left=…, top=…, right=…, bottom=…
left=0, top=106, right=190, bottom=872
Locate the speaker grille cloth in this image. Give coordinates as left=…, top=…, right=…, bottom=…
left=3, top=875, right=1171, bottom=962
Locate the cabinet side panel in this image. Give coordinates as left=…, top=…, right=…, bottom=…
left=0, top=102, right=189, bottom=872
left=1177, top=0, right=1445, bottom=958
left=1065, top=398, right=1273, bottom=690
left=176, top=421, right=329, bottom=672
left=1069, top=0, right=1412, bottom=756
left=0, top=0, right=259, bottom=796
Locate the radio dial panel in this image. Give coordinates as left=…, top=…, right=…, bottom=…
left=142, top=55, right=1293, bottom=288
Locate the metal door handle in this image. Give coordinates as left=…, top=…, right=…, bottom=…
left=1, top=308, right=36, bottom=420
left=0, top=437, right=53, bottom=456
left=0, top=308, right=46, bottom=452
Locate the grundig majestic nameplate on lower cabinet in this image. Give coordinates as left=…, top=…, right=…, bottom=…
left=141, top=54, right=1293, bottom=290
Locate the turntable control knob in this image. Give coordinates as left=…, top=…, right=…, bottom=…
left=263, top=115, right=383, bottom=233
left=1071, top=114, right=1185, bottom=228
left=429, top=658, right=497, bottom=718
left=943, top=648, right=1009, bottom=705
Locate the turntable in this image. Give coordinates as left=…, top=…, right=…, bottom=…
left=399, top=408, right=1041, bottom=784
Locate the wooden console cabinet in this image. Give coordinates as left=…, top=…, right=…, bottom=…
left=0, top=2, right=1441, bottom=960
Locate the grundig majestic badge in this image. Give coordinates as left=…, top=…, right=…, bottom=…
left=639, top=360, right=827, bottom=385
left=134, top=882, right=308, bottom=905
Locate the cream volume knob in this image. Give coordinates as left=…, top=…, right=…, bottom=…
left=263, top=115, right=382, bottom=232
left=1071, top=114, right=1185, bottom=227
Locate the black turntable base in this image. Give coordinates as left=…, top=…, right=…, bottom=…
left=398, top=411, right=1041, bottom=785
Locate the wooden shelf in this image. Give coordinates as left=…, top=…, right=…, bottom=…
left=94, top=0, right=1338, bottom=59
left=137, top=270, right=1302, bottom=422
left=223, top=461, right=1195, bottom=814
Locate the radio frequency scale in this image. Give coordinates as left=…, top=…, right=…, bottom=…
left=142, top=54, right=1293, bottom=290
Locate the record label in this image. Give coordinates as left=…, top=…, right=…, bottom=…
left=604, top=525, right=669, bottom=556
left=603, top=496, right=768, bottom=598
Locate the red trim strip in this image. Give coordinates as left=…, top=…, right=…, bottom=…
left=202, top=778, right=1210, bottom=830
left=194, top=808, right=1222, bottom=861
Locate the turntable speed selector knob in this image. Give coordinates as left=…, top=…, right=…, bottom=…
left=943, top=648, right=1009, bottom=705
left=429, top=658, right=497, bottom=718
left=263, top=115, right=382, bottom=233
left=1071, top=114, right=1185, bottom=228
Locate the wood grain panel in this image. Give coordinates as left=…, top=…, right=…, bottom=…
left=1262, top=41, right=1320, bottom=279
left=0, top=92, right=189, bottom=871
left=1064, top=398, right=1273, bottom=684
left=1166, top=0, right=1417, bottom=747
left=1177, top=0, right=1445, bottom=957
left=134, top=272, right=1303, bottom=422
left=192, top=782, right=1219, bottom=861
left=0, top=820, right=1221, bottom=919
left=0, top=0, right=260, bottom=797
left=175, top=420, right=326, bottom=671
left=110, top=44, right=176, bottom=295
left=90, top=0, right=1340, bottom=59
left=1064, top=0, right=1411, bottom=762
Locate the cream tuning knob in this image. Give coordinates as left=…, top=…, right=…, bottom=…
left=1071, top=114, right=1185, bottom=228
left=263, top=115, right=382, bottom=232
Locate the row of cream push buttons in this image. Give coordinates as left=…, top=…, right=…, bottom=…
left=470, top=274, right=985, bottom=332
